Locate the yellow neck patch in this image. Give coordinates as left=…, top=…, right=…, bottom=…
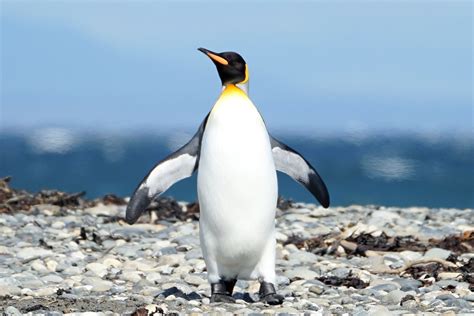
left=210, top=84, right=249, bottom=115
left=221, top=84, right=247, bottom=98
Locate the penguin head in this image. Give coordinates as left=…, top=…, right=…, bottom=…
left=198, top=48, right=248, bottom=86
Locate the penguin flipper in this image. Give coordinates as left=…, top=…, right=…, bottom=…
left=270, top=136, right=330, bottom=208
left=125, top=116, right=208, bottom=224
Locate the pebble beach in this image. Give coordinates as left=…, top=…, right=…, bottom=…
left=0, top=180, right=473, bottom=315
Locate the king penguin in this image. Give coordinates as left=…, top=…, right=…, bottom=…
left=125, top=48, right=330, bottom=305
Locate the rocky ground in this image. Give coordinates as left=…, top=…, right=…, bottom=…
left=0, top=178, right=473, bottom=315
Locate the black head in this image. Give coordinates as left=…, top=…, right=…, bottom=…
left=198, top=48, right=248, bottom=86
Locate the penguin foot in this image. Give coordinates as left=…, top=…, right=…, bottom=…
left=210, top=293, right=236, bottom=303
left=259, top=281, right=284, bottom=305
left=210, top=279, right=236, bottom=303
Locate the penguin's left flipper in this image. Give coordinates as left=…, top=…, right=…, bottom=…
left=125, top=115, right=209, bottom=224
left=270, top=136, right=330, bottom=208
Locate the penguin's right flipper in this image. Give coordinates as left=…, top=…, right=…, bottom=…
left=270, top=136, right=330, bottom=208
left=125, top=115, right=209, bottom=224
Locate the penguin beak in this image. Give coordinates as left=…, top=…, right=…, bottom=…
left=198, top=47, right=229, bottom=66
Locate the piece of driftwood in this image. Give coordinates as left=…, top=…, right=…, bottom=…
left=370, top=258, right=457, bottom=275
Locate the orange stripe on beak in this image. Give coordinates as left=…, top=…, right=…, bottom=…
left=207, top=52, right=229, bottom=65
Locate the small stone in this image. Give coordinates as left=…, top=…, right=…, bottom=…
left=173, top=265, right=193, bottom=276
left=31, top=260, right=49, bottom=273
left=424, top=248, right=451, bottom=260
left=393, top=278, right=422, bottom=292
left=234, top=308, right=257, bottom=314
left=4, top=306, right=22, bottom=316
left=436, top=293, right=457, bottom=301
left=185, top=249, right=202, bottom=260
left=401, top=299, right=417, bottom=309
left=157, top=265, right=173, bottom=275
left=146, top=272, right=162, bottom=284
left=19, top=277, right=44, bottom=290
left=437, top=272, right=461, bottom=280
left=0, top=246, right=13, bottom=255
left=290, top=251, right=318, bottom=263
left=145, top=304, right=163, bottom=314
left=272, top=307, right=299, bottom=314
left=123, top=259, right=156, bottom=272
left=399, top=250, right=423, bottom=262
left=35, top=287, right=58, bottom=297
left=370, top=283, right=399, bottom=292
left=71, top=285, right=92, bottom=295
left=86, top=262, right=108, bottom=277
left=184, top=274, right=206, bottom=286
left=102, top=257, right=122, bottom=269
left=45, top=259, right=58, bottom=272
left=41, top=274, right=64, bottom=283
left=83, top=277, right=113, bottom=292
left=121, top=271, right=142, bottom=283
left=309, top=285, right=325, bottom=295
left=158, top=247, right=178, bottom=256
left=158, top=254, right=185, bottom=267
left=276, top=275, right=290, bottom=286
left=276, top=231, right=288, bottom=242
left=51, top=221, right=65, bottom=229
left=464, top=294, right=474, bottom=302
left=382, top=289, right=406, bottom=305
left=0, top=285, right=21, bottom=297
left=436, top=279, right=460, bottom=288
left=85, top=203, right=121, bottom=216
left=367, top=305, right=391, bottom=316
left=331, top=267, right=351, bottom=279
left=16, top=247, right=52, bottom=262
left=114, top=244, right=141, bottom=258
left=445, top=298, right=471, bottom=308
left=285, top=267, right=318, bottom=280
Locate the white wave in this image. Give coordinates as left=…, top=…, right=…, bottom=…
left=361, top=155, right=416, bottom=181
left=28, top=128, right=79, bottom=154
left=100, top=135, right=125, bottom=163
left=345, top=121, right=370, bottom=145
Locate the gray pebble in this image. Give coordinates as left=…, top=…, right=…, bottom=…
left=4, top=306, right=22, bottom=316
left=331, top=267, right=351, bottom=279
left=157, top=246, right=178, bottom=256
left=436, top=293, right=457, bottom=301
left=463, top=294, right=474, bottom=302
left=401, top=299, right=418, bottom=309
left=370, top=283, right=399, bottom=292
left=424, top=248, right=451, bottom=260
left=284, top=267, right=318, bottom=280
left=392, top=278, right=422, bottom=292
left=436, top=279, right=459, bottom=288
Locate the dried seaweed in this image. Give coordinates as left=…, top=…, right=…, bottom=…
left=346, top=232, right=427, bottom=253
left=430, top=233, right=474, bottom=255
left=406, top=262, right=442, bottom=280
left=284, top=233, right=336, bottom=255
left=317, top=273, right=368, bottom=289
left=145, top=198, right=197, bottom=222
left=0, top=176, right=94, bottom=212
left=277, top=196, right=295, bottom=211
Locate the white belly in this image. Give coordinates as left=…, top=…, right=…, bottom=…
left=197, top=88, right=278, bottom=280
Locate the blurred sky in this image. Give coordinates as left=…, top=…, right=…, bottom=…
left=1, top=1, right=472, bottom=134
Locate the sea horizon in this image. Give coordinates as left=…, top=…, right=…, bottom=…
left=1, top=127, right=473, bottom=209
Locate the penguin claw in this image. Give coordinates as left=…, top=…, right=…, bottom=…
left=261, top=293, right=284, bottom=305
left=210, top=294, right=236, bottom=303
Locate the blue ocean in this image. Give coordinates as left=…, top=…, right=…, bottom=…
left=1, top=128, right=473, bottom=209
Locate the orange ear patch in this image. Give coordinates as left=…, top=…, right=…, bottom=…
left=241, top=64, right=249, bottom=83
left=207, top=52, right=229, bottom=65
